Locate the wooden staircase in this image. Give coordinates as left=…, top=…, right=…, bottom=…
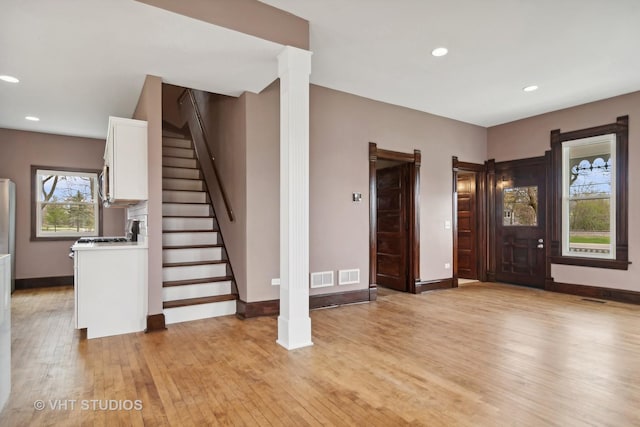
left=161, top=130, right=237, bottom=324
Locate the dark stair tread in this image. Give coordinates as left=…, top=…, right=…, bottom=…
left=163, top=244, right=224, bottom=250
left=162, top=229, right=218, bottom=234
left=162, top=165, right=200, bottom=171
left=163, top=294, right=237, bottom=309
left=163, top=215, right=214, bottom=219
left=163, top=177, right=203, bottom=181
left=162, top=155, right=199, bottom=161
left=163, top=276, right=234, bottom=288
left=161, top=189, right=207, bottom=193
left=163, top=260, right=226, bottom=268
left=161, top=201, right=209, bottom=205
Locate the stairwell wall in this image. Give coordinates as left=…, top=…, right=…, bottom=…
left=245, top=81, right=280, bottom=302
left=133, top=75, right=163, bottom=316
left=192, top=91, right=249, bottom=301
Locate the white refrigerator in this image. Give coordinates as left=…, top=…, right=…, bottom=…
left=0, top=179, right=15, bottom=293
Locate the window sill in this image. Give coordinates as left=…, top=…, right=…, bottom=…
left=30, top=236, right=88, bottom=242
left=550, top=256, right=630, bottom=270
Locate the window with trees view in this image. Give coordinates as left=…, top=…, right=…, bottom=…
left=32, top=167, right=101, bottom=239
left=563, top=135, right=614, bottom=259
left=550, top=116, right=629, bottom=270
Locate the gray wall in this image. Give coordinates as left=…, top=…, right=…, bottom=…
left=207, top=82, right=487, bottom=302
left=133, top=75, right=163, bottom=315
left=0, top=128, right=124, bottom=279
left=487, top=90, right=639, bottom=291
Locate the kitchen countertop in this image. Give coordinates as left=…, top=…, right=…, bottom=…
left=72, top=241, right=148, bottom=251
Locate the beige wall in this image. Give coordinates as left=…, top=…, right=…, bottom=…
left=192, top=90, right=249, bottom=301
left=174, top=80, right=487, bottom=303
left=133, top=75, right=163, bottom=315
left=245, top=81, right=280, bottom=302
left=162, top=84, right=186, bottom=129
left=136, top=0, right=309, bottom=50
left=0, top=128, right=124, bottom=279
left=238, top=82, right=487, bottom=302
left=308, top=85, right=487, bottom=294
left=487, top=91, right=639, bottom=291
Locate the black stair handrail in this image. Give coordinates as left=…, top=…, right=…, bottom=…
left=178, top=89, right=235, bottom=222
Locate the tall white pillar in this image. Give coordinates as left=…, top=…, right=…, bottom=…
left=277, top=46, right=313, bottom=350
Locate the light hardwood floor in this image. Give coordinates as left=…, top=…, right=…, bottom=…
left=1, top=283, right=639, bottom=426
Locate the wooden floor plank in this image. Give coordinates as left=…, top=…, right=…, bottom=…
left=1, top=283, right=640, bottom=426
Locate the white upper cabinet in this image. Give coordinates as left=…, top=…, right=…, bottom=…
left=104, top=116, right=148, bottom=205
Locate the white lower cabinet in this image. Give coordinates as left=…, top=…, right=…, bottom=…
left=73, top=244, right=147, bottom=339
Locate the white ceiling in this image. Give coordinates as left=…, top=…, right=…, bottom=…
left=260, top=0, right=640, bottom=127
left=0, top=0, right=282, bottom=139
left=2, top=1, right=640, bottom=140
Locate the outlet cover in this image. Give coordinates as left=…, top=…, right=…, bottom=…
left=271, top=278, right=280, bottom=286
left=444, top=263, right=451, bottom=269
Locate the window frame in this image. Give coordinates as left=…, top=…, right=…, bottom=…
left=31, top=165, right=103, bottom=241
left=561, top=134, right=616, bottom=260
left=549, top=116, right=629, bottom=270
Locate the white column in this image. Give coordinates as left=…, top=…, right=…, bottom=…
left=277, top=46, right=313, bottom=350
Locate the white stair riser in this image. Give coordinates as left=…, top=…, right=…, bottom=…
left=162, top=232, right=218, bottom=246
left=162, top=167, right=201, bottom=180
left=162, top=203, right=210, bottom=217
left=163, top=137, right=192, bottom=149
left=162, top=190, right=207, bottom=203
left=163, top=146, right=195, bottom=159
left=163, top=217, right=214, bottom=231
left=163, top=281, right=231, bottom=302
left=163, top=247, right=222, bottom=264
left=164, top=300, right=236, bottom=325
left=163, top=178, right=204, bottom=191
left=163, top=157, right=197, bottom=168
left=163, top=263, right=227, bottom=282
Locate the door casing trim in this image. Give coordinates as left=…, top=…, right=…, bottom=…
left=369, top=142, right=421, bottom=293
left=452, top=157, right=488, bottom=285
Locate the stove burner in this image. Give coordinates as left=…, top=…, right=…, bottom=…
left=77, top=237, right=129, bottom=243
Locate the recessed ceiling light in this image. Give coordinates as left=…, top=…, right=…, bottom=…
left=0, top=75, right=19, bottom=83
left=25, top=116, right=40, bottom=122
left=431, top=47, right=448, bottom=57
left=523, top=85, right=539, bottom=92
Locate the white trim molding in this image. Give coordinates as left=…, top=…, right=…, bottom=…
left=277, top=46, right=314, bottom=350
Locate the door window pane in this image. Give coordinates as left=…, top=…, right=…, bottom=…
left=503, top=186, right=538, bottom=226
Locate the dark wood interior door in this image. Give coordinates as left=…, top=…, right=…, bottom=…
left=495, top=158, right=546, bottom=288
left=376, top=164, right=409, bottom=291
left=457, top=172, right=477, bottom=279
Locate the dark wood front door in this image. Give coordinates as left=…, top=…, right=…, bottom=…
left=376, top=164, right=409, bottom=291
left=495, top=157, right=547, bottom=288
left=457, top=172, right=478, bottom=279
